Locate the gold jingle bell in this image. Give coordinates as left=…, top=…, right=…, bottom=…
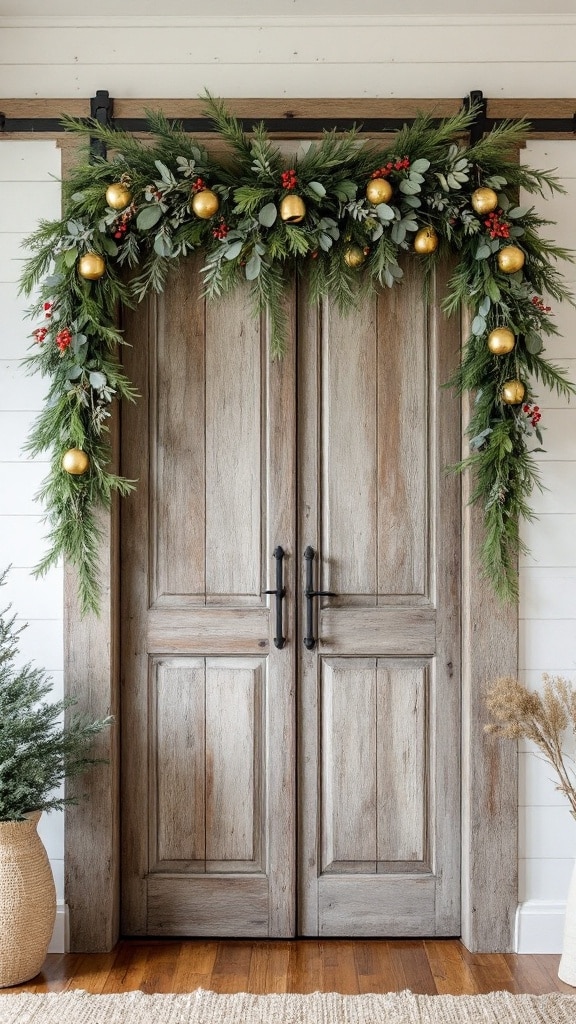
left=105, top=182, right=132, bottom=210
left=501, top=379, right=526, bottom=405
left=497, top=245, right=525, bottom=274
left=413, top=226, right=439, bottom=254
left=280, top=195, right=306, bottom=224
left=366, top=178, right=393, bottom=205
left=62, top=448, right=90, bottom=475
left=344, top=245, right=366, bottom=269
left=191, top=188, right=220, bottom=219
left=471, top=187, right=499, bottom=215
left=488, top=327, right=516, bottom=355
left=77, top=252, right=106, bottom=280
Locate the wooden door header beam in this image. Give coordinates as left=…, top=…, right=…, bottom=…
left=1, top=91, right=576, bottom=147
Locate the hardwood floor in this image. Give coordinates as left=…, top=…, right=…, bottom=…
left=4, top=940, right=574, bottom=996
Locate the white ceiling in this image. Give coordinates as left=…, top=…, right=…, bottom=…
left=2, top=0, right=575, bottom=15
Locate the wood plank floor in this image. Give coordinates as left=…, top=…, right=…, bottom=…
left=4, top=940, right=574, bottom=996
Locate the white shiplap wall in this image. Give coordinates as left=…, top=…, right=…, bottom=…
left=1, top=12, right=576, bottom=955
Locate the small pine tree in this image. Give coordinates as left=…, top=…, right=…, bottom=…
left=0, top=568, right=112, bottom=822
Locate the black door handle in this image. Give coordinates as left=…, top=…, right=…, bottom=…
left=303, top=546, right=336, bottom=650
left=264, top=546, right=286, bottom=649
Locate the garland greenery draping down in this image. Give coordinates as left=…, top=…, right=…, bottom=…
left=20, top=95, right=576, bottom=615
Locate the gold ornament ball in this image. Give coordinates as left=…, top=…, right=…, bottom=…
left=191, top=189, right=220, bottom=219
left=105, top=182, right=132, bottom=210
left=77, top=252, right=106, bottom=280
left=471, top=187, right=499, bottom=215
left=413, top=226, right=439, bottom=255
left=279, top=195, right=306, bottom=224
left=501, top=379, right=526, bottom=405
left=62, top=448, right=90, bottom=476
left=497, top=245, right=525, bottom=274
left=366, top=178, right=393, bottom=205
left=343, top=245, right=366, bottom=269
left=488, top=327, right=516, bottom=355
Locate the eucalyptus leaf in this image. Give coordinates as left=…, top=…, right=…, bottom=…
left=319, top=232, right=333, bottom=251
left=155, top=160, right=175, bottom=185
left=399, top=179, right=421, bottom=195
left=525, top=332, right=544, bottom=354
left=245, top=253, right=262, bottom=280
left=508, top=205, right=531, bottom=220
left=391, top=222, right=407, bottom=244
left=71, top=192, right=86, bottom=203
left=258, top=203, right=277, bottom=227
left=402, top=195, right=422, bottom=208
left=66, top=365, right=83, bottom=380
left=307, top=181, right=326, bottom=198
left=332, top=180, right=357, bottom=202
left=136, top=205, right=163, bottom=231
left=153, top=234, right=173, bottom=257
left=100, top=236, right=119, bottom=257
left=475, top=244, right=491, bottom=260
left=510, top=226, right=525, bottom=237
left=410, top=158, right=430, bottom=174
left=223, top=240, right=244, bottom=260
left=67, top=221, right=80, bottom=236
left=471, top=315, right=487, bottom=336
left=63, top=248, right=78, bottom=268
left=375, top=203, right=395, bottom=222
left=486, top=278, right=502, bottom=302
left=89, top=371, right=108, bottom=389
left=71, top=333, right=87, bottom=354
left=478, top=296, right=491, bottom=317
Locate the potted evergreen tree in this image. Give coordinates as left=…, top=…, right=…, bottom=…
left=0, top=569, right=111, bottom=988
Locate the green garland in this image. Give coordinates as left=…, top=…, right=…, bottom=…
left=20, top=94, right=575, bottom=615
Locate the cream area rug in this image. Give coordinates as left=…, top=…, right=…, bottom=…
left=1, top=989, right=576, bottom=1024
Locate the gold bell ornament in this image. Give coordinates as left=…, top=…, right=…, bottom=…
left=471, top=187, right=499, bottom=215
left=413, top=226, right=439, bottom=254
left=343, top=245, right=366, bottom=269
left=105, top=182, right=132, bottom=210
left=497, top=246, right=525, bottom=274
left=501, top=379, right=526, bottom=405
left=279, top=195, right=306, bottom=224
left=191, top=189, right=220, bottom=219
left=487, top=327, right=516, bottom=355
left=62, top=448, right=90, bottom=475
left=77, top=253, right=106, bottom=280
left=366, top=178, right=393, bottom=205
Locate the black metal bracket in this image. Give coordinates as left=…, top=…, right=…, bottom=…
left=463, top=89, right=489, bottom=146
left=89, top=89, right=113, bottom=160
left=264, top=546, right=286, bottom=649
left=2, top=90, right=576, bottom=142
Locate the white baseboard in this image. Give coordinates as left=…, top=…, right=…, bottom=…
left=515, top=900, right=567, bottom=953
left=48, top=902, right=69, bottom=954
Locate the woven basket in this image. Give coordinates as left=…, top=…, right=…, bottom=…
left=0, top=811, right=56, bottom=988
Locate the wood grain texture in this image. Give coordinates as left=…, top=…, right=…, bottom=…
left=5, top=938, right=574, bottom=995
left=460, top=303, right=518, bottom=953
left=62, top=137, right=121, bottom=954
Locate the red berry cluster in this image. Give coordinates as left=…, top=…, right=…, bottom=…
left=212, top=219, right=229, bottom=240
left=191, top=176, right=206, bottom=193
left=112, top=204, right=135, bottom=240
left=33, top=327, right=48, bottom=344
left=531, top=295, right=552, bottom=314
left=43, top=301, right=53, bottom=318
left=55, top=327, right=72, bottom=353
left=522, top=402, right=542, bottom=428
left=281, top=169, right=297, bottom=190
left=484, top=210, right=510, bottom=239
left=371, top=157, right=410, bottom=179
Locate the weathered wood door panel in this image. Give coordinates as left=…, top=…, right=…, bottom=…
left=297, top=261, right=461, bottom=935
left=120, top=256, right=461, bottom=937
left=120, top=259, right=297, bottom=936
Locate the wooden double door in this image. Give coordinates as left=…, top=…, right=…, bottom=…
left=120, top=255, right=462, bottom=938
